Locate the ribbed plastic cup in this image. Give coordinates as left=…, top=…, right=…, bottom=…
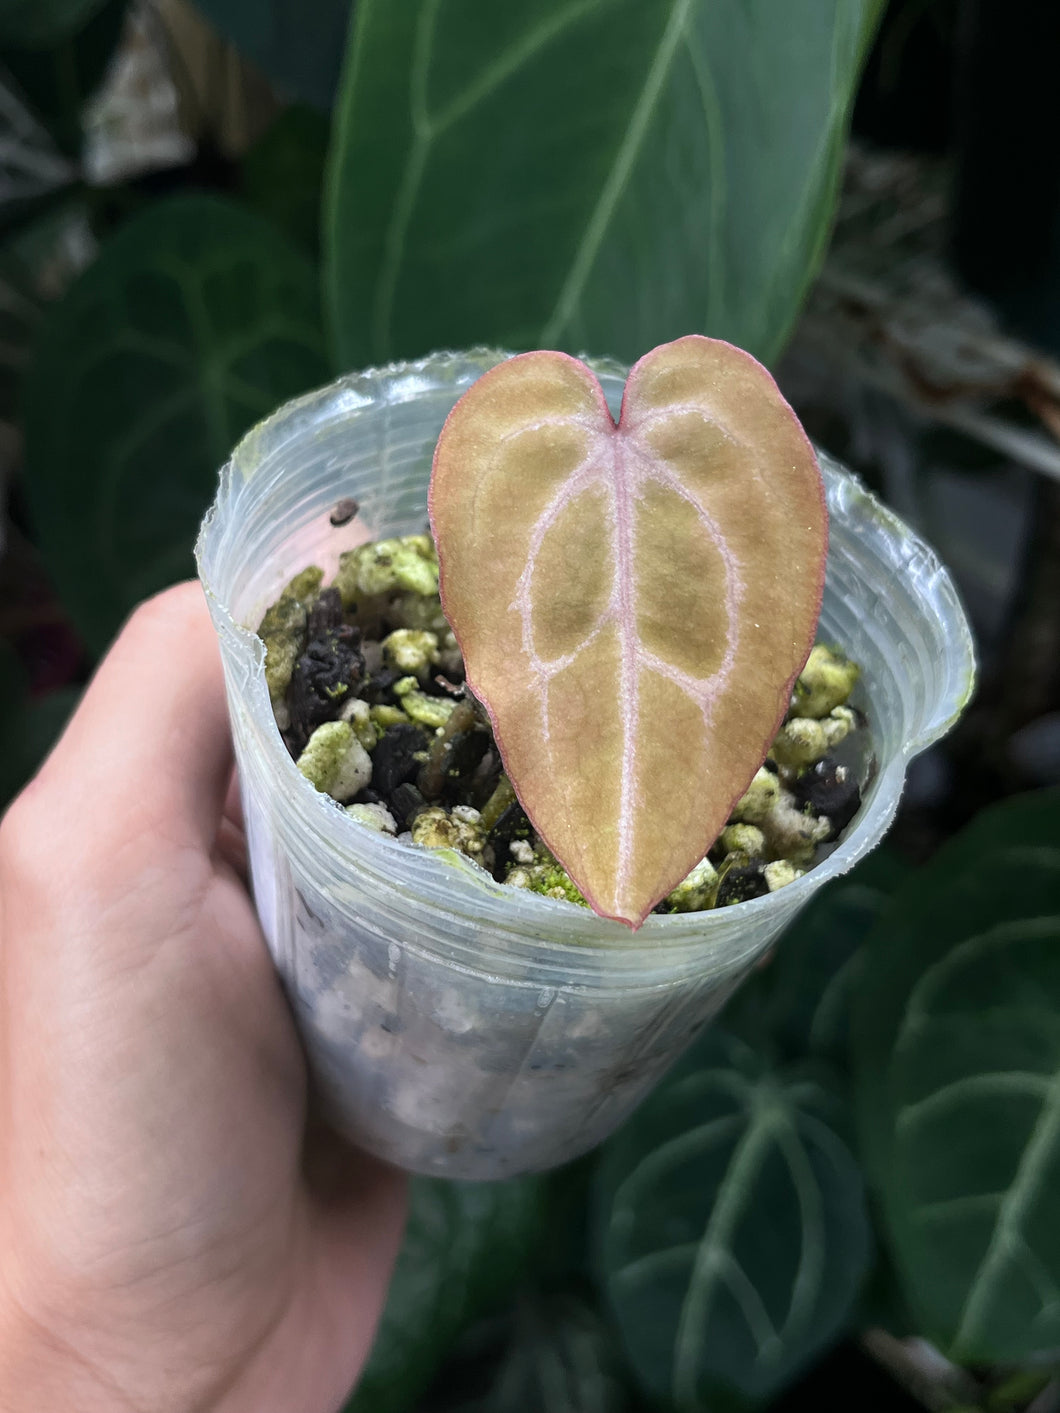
left=196, top=350, right=976, bottom=1181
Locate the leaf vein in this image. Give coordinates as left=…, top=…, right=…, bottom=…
left=716, top=1250, right=783, bottom=1363
left=897, top=1071, right=1054, bottom=1140
left=609, top=1112, right=746, bottom=1225
left=612, top=1239, right=699, bottom=1292
left=953, top=1064, right=1060, bottom=1354
left=914, top=1191, right=1006, bottom=1226
left=671, top=1109, right=780, bottom=1404
left=898, top=916, right=1060, bottom=1045
left=541, top=0, right=695, bottom=344
left=774, top=1117, right=827, bottom=1344
left=432, top=0, right=601, bottom=134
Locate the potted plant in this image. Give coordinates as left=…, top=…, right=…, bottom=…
left=196, top=346, right=975, bottom=1181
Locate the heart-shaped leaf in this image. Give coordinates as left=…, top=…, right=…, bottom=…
left=854, top=790, right=1060, bottom=1364
left=429, top=336, right=827, bottom=927
left=595, top=1030, right=870, bottom=1407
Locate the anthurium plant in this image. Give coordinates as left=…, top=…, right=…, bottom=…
left=6, top=2, right=1057, bottom=1410
left=430, top=335, right=827, bottom=927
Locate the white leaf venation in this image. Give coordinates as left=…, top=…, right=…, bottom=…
left=507, top=414, right=747, bottom=908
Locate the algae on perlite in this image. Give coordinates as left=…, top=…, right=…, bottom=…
left=257, top=529, right=868, bottom=917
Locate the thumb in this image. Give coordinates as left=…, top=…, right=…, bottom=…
left=28, top=582, right=233, bottom=858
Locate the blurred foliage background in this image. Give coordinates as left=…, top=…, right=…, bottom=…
left=2, top=1, right=1060, bottom=1410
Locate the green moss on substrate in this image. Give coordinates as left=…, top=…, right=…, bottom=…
left=258, top=535, right=866, bottom=914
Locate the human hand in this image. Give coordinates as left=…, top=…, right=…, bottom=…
left=0, top=584, right=407, bottom=1413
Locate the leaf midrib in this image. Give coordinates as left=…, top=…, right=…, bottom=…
left=952, top=1063, right=1060, bottom=1355
left=670, top=1100, right=781, bottom=1402
left=540, top=0, right=694, bottom=346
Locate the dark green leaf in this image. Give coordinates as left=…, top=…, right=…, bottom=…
left=348, top=1175, right=546, bottom=1413
left=595, top=1031, right=871, bottom=1408
left=725, top=850, right=911, bottom=1068
left=190, top=0, right=353, bottom=110
left=0, top=0, right=108, bottom=47
left=22, top=193, right=330, bottom=653
left=325, top=0, right=883, bottom=371
left=241, top=104, right=330, bottom=255
left=854, top=789, right=1060, bottom=1365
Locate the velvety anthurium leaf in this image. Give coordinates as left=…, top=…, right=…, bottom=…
left=429, top=335, right=827, bottom=928
left=854, top=790, right=1060, bottom=1364
left=595, top=1030, right=870, bottom=1407
left=325, top=0, right=883, bottom=369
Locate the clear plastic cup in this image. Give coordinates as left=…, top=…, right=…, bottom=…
left=196, top=349, right=975, bottom=1181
